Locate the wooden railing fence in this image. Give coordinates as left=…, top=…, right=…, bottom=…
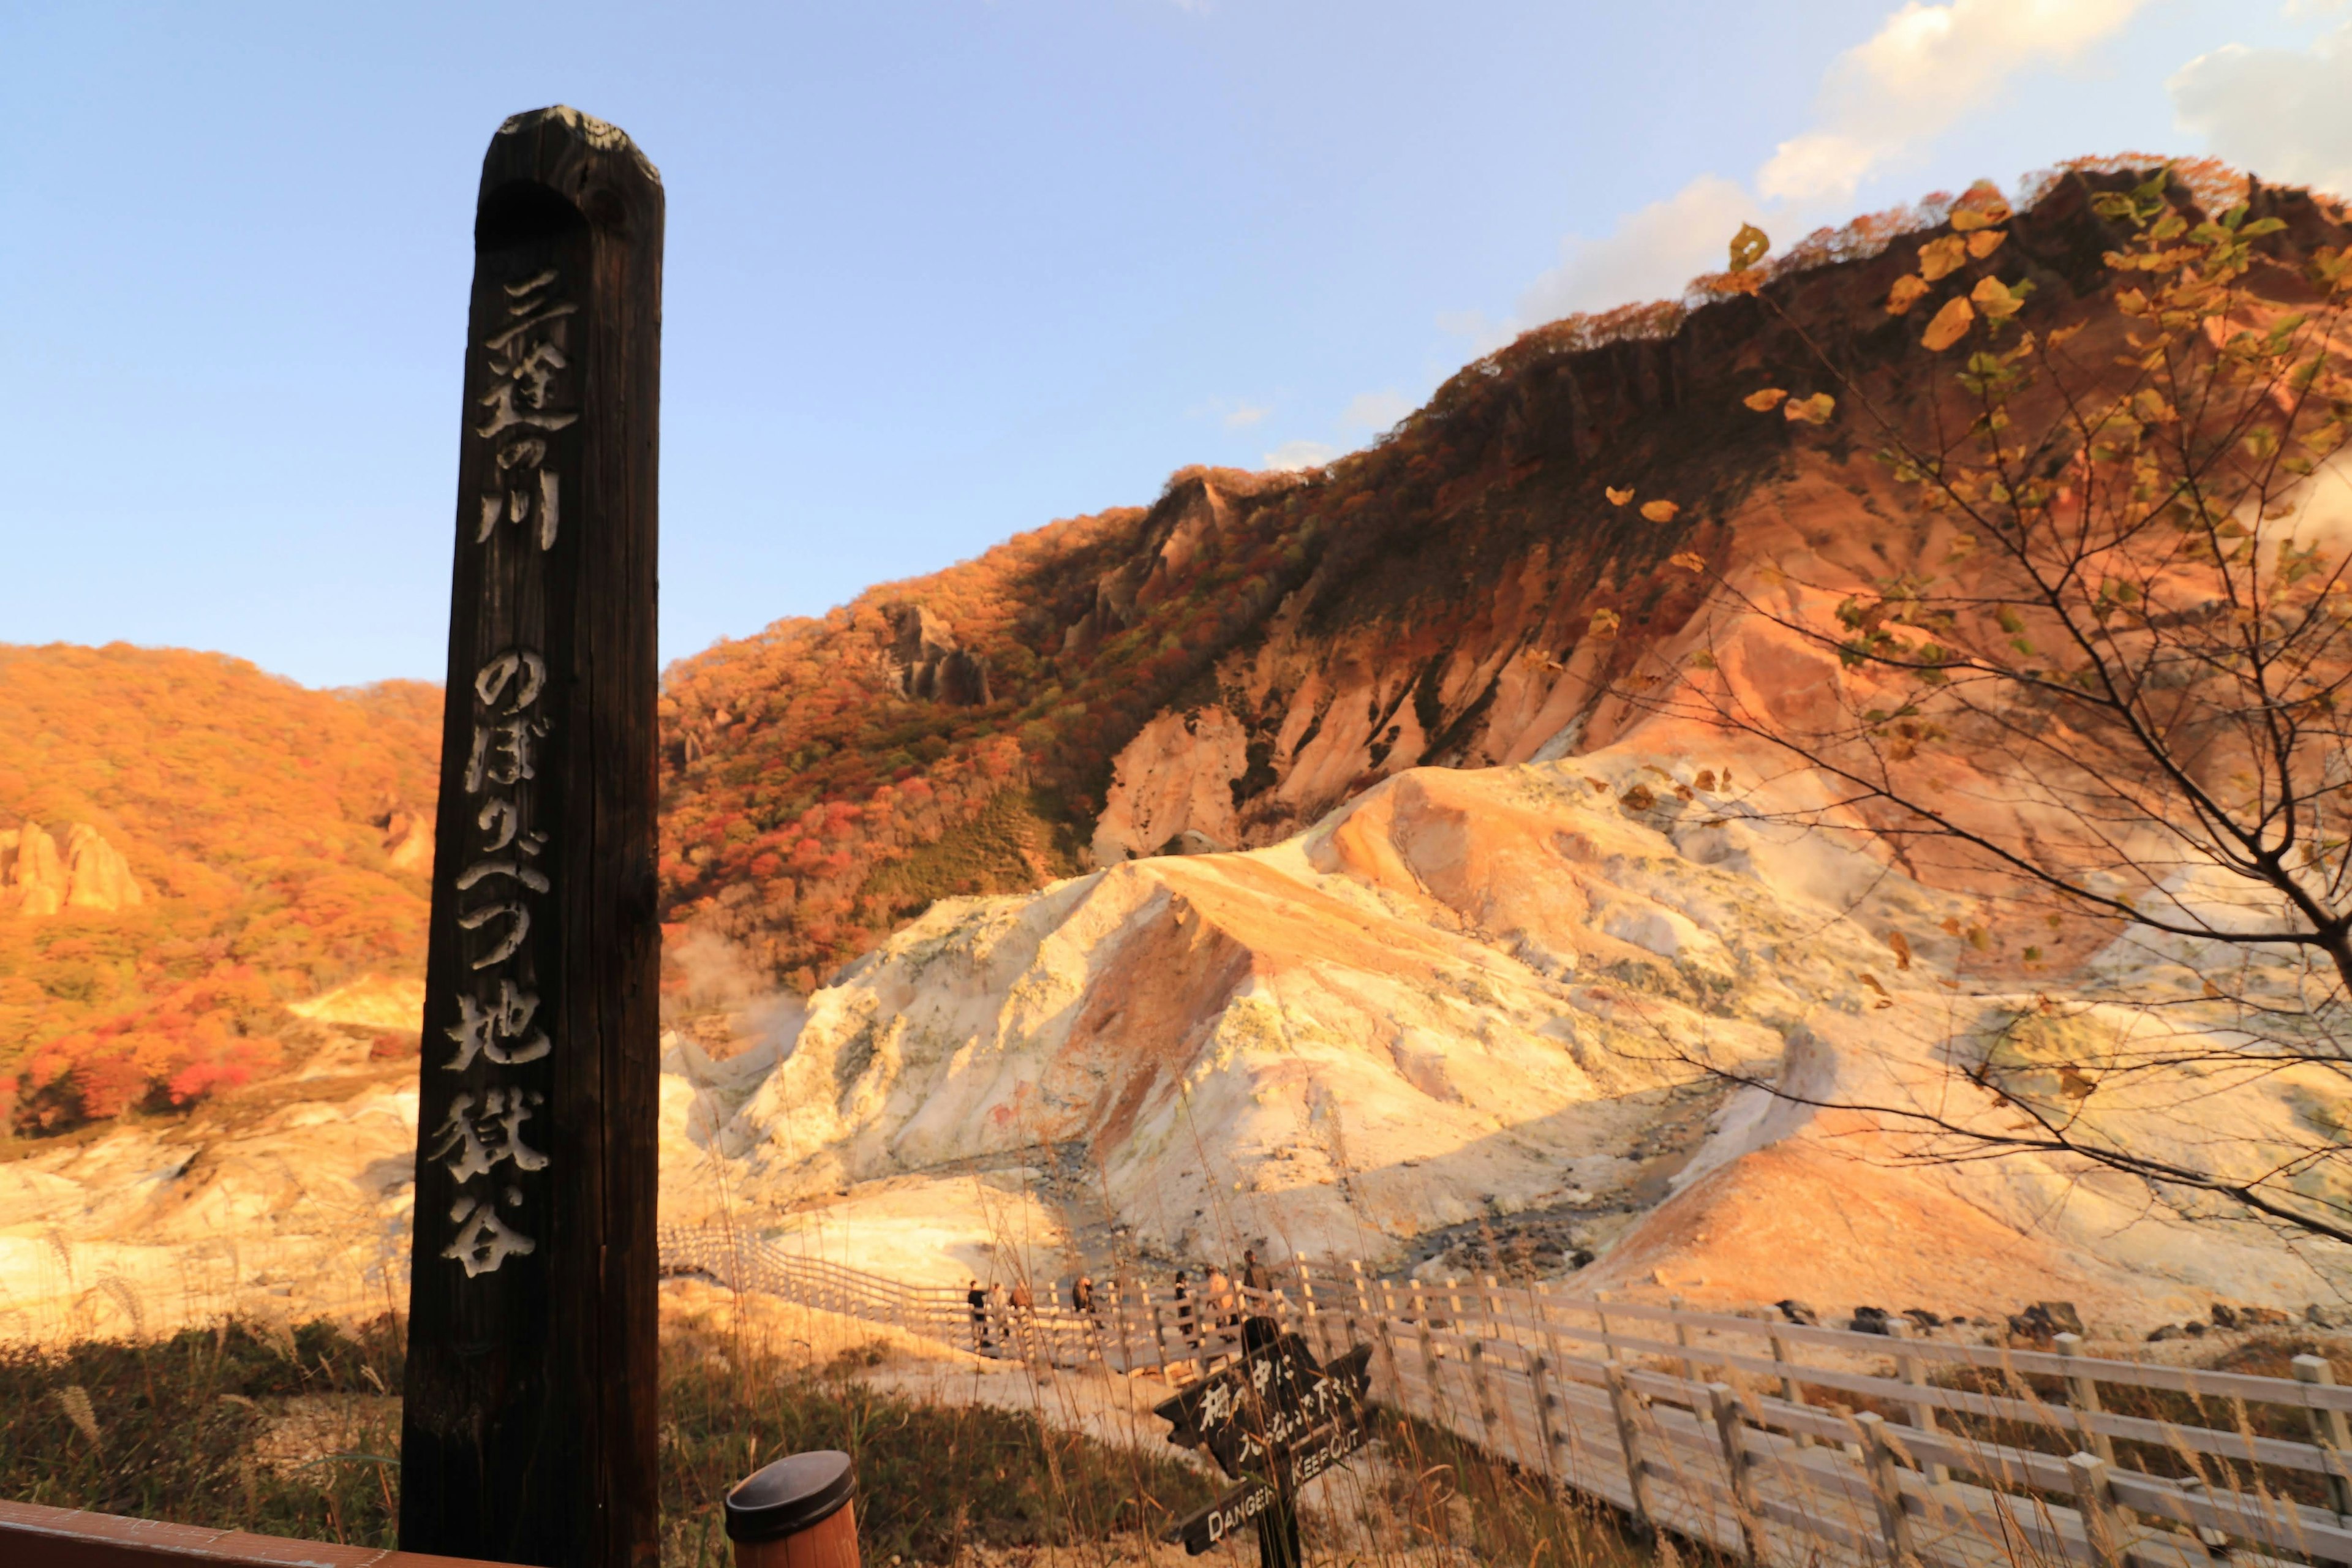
left=658, top=1223, right=2352, bottom=1568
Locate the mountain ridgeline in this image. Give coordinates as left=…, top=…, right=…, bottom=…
left=658, top=156, right=2336, bottom=989
left=8, top=156, right=2340, bottom=1134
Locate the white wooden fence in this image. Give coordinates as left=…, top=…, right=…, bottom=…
left=657, top=1223, right=2352, bottom=1568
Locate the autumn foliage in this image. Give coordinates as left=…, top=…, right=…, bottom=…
left=10, top=156, right=2333, bottom=1136
left=0, top=644, right=440, bottom=1132
left=657, top=160, right=2302, bottom=992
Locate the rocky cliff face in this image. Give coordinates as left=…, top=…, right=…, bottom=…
left=663, top=165, right=2323, bottom=988
left=0, top=821, right=140, bottom=915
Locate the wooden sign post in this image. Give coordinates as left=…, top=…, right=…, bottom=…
left=401, top=106, right=663, bottom=1568
left=1156, top=1321, right=1374, bottom=1566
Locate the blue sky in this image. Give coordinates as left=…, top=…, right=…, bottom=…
left=5, top=0, right=2349, bottom=688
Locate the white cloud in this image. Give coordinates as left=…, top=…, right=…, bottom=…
left=1338, top=390, right=1414, bottom=432
left=1519, top=176, right=1763, bottom=323
left=1262, top=439, right=1340, bottom=472
left=1760, top=0, right=2148, bottom=205
left=1223, top=401, right=1270, bottom=429
left=1487, top=0, right=2150, bottom=340
left=2173, top=23, right=2352, bottom=198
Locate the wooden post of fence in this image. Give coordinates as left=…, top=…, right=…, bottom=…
left=1768, top=1328, right=1812, bottom=1449
left=1667, top=1294, right=1696, bottom=1382
left=1595, top=1289, right=1620, bottom=1362
left=1415, top=1318, right=1444, bottom=1421
left=1884, top=1318, right=1948, bottom=1487
left=2296, top=1354, right=2352, bottom=1521
left=2068, top=1450, right=2125, bottom=1568
left=2053, top=1333, right=2116, bottom=1468
left=400, top=105, right=663, bottom=1568
left=1604, top=1363, right=1654, bottom=1531
left=1708, top=1382, right=1765, bottom=1566
left=1466, top=1339, right=1505, bottom=1455
left=1528, top=1353, right=1567, bottom=1493
left=1140, top=1281, right=1170, bottom=1376
left=1365, top=1266, right=1403, bottom=1403
left=1297, top=1260, right=1336, bottom=1362
left=1856, top=1412, right=1915, bottom=1566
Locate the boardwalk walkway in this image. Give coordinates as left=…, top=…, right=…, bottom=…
left=658, top=1223, right=2352, bottom=1568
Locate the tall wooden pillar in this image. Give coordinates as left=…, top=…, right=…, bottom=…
left=401, top=105, right=663, bottom=1568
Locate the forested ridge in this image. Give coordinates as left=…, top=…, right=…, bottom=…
left=7, top=154, right=2313, bottom=1135
left=0, top=644, right=440, bottom=1131
left=659, top=159, right=2272, bottom=989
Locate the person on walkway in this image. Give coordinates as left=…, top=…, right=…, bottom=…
left=1069, top=1274, right=1100, bottom=1365
left=1173, top=1269, right=1196, bottom=1348
left=1205, top=1264, right=1236, bottom=1335
left=989, top=1280, right=1011, bottom=1348
left=967, top=1278, right=990, bottom=1351
left=1240, top=1248, right=1269, bottom=1302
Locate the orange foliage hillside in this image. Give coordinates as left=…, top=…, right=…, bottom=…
left=0, top=644, right=441, bottom=1130
left=657, top=158, right=2327, bottom=992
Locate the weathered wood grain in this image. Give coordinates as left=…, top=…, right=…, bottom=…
left=401, top=105, right=663, bottom=1568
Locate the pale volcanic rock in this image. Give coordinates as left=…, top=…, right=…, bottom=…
left=62, top=823, right=141, bottom=911
left=1, top=821, right=139, bottom=916
left=383, top=808, right=434, bottom=875
left=287, top=974, right=426, bottom=1033
left=717, top=756, right=1828, bottom=1265
left=1091, top=707, right=1248, bottom=864
left=2, top=822, right=66, bottom=916
left=3, top=751, right=2341, bottom=1336
left=0, top=1076, right=422, bottom=1340
left=697, top=748, right=2347, bottom=1325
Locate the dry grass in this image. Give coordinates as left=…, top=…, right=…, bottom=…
left=0, top=1300, right=1692, bottom=1568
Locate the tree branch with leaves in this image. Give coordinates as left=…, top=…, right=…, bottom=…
left=1623, top=167, right=2352, bottom=1248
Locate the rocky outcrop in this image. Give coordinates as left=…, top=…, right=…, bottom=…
left=1, top=821, right=140, bottom=916
left=63, top=824, right=140, bottom=911
left=375, top=801, right=434, bottom=875
left=1, top=823, right=63, bottom=916
left=882, top=603, right=990, bottom=706
left=1089, top=708, right=1247, bottom=864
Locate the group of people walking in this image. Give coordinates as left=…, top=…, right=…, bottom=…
left=964, top=1248, right=1275, bottom=1356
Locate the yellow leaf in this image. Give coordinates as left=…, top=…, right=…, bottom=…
left=1728, top=222, right=1771, bottom=273
left=2115, top=287, right=2147, bottom=315
left=1588, top=608, right=1621, bottom=639
left=1971, top=274, right=2025, bottom=320
left=1641, top=499, right=1680, bottom=522
left=1951, top=183, right=2013, bottom=230
left=1887, top=274, right=1930, bottom=316
left=1923, top=295, right=1975, bottom=351
left=1919, top=235, right=1969, bottom=282
left=1785, top=392, right=1836, bottom=426
left=1606, top=486, right=1634, bottom=507
left=1744, top=387, right=1790, bottom=412
left=1669, top=552, right=1708, bottom=573
left=1967, top=228, right=2007, bottom=258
